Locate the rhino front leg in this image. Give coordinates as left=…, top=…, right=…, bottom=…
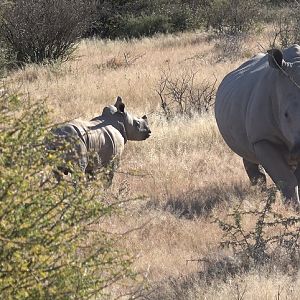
left=243, top=158, right=266, bottom=187
left=253, top=140, right=300, bottom=206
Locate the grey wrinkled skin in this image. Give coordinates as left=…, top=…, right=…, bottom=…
left=215, top=44, right=300, bottom=206
left=49, top=96, right=151, bottom=182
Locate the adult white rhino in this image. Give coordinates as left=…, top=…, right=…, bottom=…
left=49, top=96, right=151, bottom=182
left=215, top=45, right=300, bottom=206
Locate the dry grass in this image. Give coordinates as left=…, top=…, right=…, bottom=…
left=147, top=271, right=300, bottom=300
left=6, top=28, right=300, bottom=298
left=6, top=30, right=269, bottom=122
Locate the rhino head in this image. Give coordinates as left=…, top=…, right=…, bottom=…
left=115, top=96, right=151, bottom=141
left=268, top=48, right=300, bottom=161
left=102, top=96, right=151, bottom=141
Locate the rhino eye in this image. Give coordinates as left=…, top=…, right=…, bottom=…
left=284, top=112, right=289, bottom=118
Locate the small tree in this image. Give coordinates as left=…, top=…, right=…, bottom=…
left=200, top=0, right=263, bottom=35
left=0, top=92, right=136, bottom=299
left=0, top=0, right=95, bottom=65
left=272, top=5, right=300, bottom=48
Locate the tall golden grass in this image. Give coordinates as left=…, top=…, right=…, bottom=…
left=6, top=28, right=300, bottom=298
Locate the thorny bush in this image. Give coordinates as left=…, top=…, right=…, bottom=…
left=156, top=69, right=216, bottom=120
left=213, top=188, right=300, bottom=271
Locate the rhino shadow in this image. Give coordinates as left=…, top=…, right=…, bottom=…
left=146, top=183, right=250, bottom=219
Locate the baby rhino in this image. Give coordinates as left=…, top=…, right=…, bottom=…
left=49, top=96, right=151, bottom=183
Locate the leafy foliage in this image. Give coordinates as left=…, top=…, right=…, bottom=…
left=0, top=93, right=135, bottom=299
left=201, top=0, right=263, bottom=35
left=88, top=0, right=199, bottom=39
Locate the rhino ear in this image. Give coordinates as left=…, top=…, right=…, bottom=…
left=115, top=96, right=125, bottom=113
left=267, top=49, right=284, bottom=69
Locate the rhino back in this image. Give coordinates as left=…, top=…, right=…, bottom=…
left=70, top=118, right=125, bottom=167
left=87, top=125, right=125, bottom=167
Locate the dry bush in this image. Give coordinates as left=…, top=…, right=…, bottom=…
left=0, top=0, right=94, bottom=65
left=156, top=69, right=216, bottom=119
left=142, top=188, right=300, bottom=300
left=271, top=5, right=300, bottom=48
left=214, top=188, right=300, bottom=271
left=213, top=34, right=248, bottom=62
left=98, top=52, right=145, bottom=70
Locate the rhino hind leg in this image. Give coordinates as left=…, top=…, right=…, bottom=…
left=243, top=158, right=266, bottom=186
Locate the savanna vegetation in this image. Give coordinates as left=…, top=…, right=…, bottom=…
left=1, top=0, right=300, bottom=299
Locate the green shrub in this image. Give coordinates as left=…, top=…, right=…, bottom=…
left=0, top=93, right=135, bottom=299
left=89, top=0, right=201, bottom=39
left=88, top=0, right=158, bottom=38
left=201, top=0, right=263, bottom=35
left=118, top=14, right=172, bottom=38
left=169, top=9, right=190, bottom=32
